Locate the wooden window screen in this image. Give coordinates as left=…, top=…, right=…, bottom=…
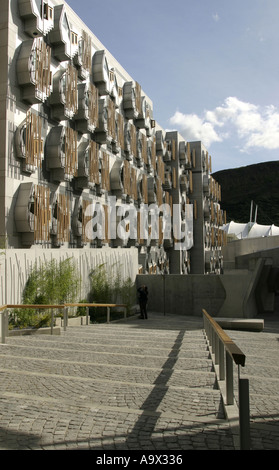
left=65, top=64, right=78, bottom=116
left=89, top=141, right=99, bottom=185
left=107, top=97, right=116, bottom=141
left=25, top=110, right=43, bottom=169
left=141, top=133, right=148, bottom=164
left=130, top=167, right=137, bottom=200
left=65, top=127, right=78, bottom=178
left=101, top=152, right=110, bottom=191
left=34, top=185, right=51, bottom=244
left=34, top=38, right=52, bottom=99
left=88, top=83, right=99, bottom=129
left=117, top=113, right=125, bottom=150
left=130, top=123, right=137, bottom=157
left=57, top=193, right=70, bottom=244
left=156, top=178, right=163, bottom=207
left=81, top=30, right=92, bottom=73
left=123, top=160, right=131, bottom=195
left=142, top=173, right=148, bottom=204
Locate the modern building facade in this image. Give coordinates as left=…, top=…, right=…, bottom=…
left=0, top=0, right=227, bottom=303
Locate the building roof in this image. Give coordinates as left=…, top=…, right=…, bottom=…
left=221, top=221, right=279, bottom=239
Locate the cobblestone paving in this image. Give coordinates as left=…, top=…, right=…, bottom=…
left=0, top=312, right=278, bottom=450
left=0, top=314, right=235, bottom=451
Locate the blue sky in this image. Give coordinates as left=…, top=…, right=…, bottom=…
left=66, top=0, right=279, bottom=172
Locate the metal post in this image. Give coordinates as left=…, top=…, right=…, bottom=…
left=219, top=341, right=225, bottom=380
left=226, top=351, right=234, bottom=405
left=107, top=307, right=110, bottom=323
left=212, top=329, right=216, bottom=355
left=1, top=310, right=7, bottom=344
left=124, top=306, right=127, bottom=321
left=63, top=307, right=68, bottom=331
left=215, top=335, right=220, bottom=365
left=86, top=307, right=89, bottom=325
left=239, top=376, right=251, bottom=450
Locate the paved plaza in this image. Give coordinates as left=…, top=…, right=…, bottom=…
left=0, top=311, right=278, bottom=451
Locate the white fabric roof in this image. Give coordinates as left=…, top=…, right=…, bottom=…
left=221, top=221, right=279, bottom=239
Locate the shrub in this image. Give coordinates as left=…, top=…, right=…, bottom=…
left=88, top=263, right=136, bottom=323
left=10, top=258, right=80, bottom=329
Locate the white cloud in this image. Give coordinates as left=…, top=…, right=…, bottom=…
left=169, top=97, right=279, bottom=153
left=212, top=13, right=220, bottom=22
left=169, top=111, right=222, bottom=148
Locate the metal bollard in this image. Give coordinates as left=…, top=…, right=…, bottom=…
left=63, top=307, right=68, bottom=331
left=1, top=310, right=8, bottom=344
left=107, top=307, right=110, bottom=323
left=226, top=351, right=234, bottom=405
left=86, top=307, right=89, bottom=325
left=239, top=377, right=251, bottom=450
left=51, top=309, right=54, bottom=335
left=219, top=341, right=225, bottom=380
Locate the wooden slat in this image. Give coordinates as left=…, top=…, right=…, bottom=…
left=89, top=140, right=99, bottom=184
left=101, top=152, right=110, bottom=191
left=88, top=82, right=99, bottom=129
left=65, top=127, right=78, bottom=178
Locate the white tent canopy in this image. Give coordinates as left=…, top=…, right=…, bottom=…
left=221, top=221, right=279, bottom=239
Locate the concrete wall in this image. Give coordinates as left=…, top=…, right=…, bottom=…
left=136, top=274, right=226, bottom=317
left=223, top=236, right=279, bottom=264
left=136, top=257, right=266, bottom=319
left=0, top=246, right=138, bottom=304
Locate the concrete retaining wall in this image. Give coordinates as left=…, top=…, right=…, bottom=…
left=0, top=247, right=138, bottom=305
left=136, top=263, right=262, bottom=319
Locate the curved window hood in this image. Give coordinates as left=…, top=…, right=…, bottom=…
left=46, top=125, right=78, bottom=182
left=18, top=0, right=54, bottom=38
left=49, top=64, right=78, bottom=121
left=15, top=111, right=44, bottom=174
left=48, top=4, right=71, bottom=61
left=14, top=182, right=51, bottom=247
left=75, top=81, right=99, bottom=133
left=17, top=37, right=52, bottom=104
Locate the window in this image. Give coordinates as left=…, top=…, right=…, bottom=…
left=43, top=3, right=53, bottom=21
left=71, top=32, right=78, bottom=45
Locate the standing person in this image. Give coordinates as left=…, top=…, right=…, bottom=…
left=137, top=285, right=148, bottom=319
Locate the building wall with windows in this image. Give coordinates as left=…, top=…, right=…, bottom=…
left=0, top=0, right=226, bottom=303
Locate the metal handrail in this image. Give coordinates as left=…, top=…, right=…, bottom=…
left=202, top=309, right=245, bottom=366
left=202, top=309, right=250, bottom=450
left=0, top=302, right=128, bottom=343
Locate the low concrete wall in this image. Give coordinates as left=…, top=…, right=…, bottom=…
left=136, top=260, right=264, bottom=319
left=136, top=274, right=226, bottom=317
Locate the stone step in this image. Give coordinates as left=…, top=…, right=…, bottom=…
left=0, top=314, right=235, bottom=450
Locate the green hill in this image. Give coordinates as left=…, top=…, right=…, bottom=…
left=213, top=161, right=279, bottom=226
